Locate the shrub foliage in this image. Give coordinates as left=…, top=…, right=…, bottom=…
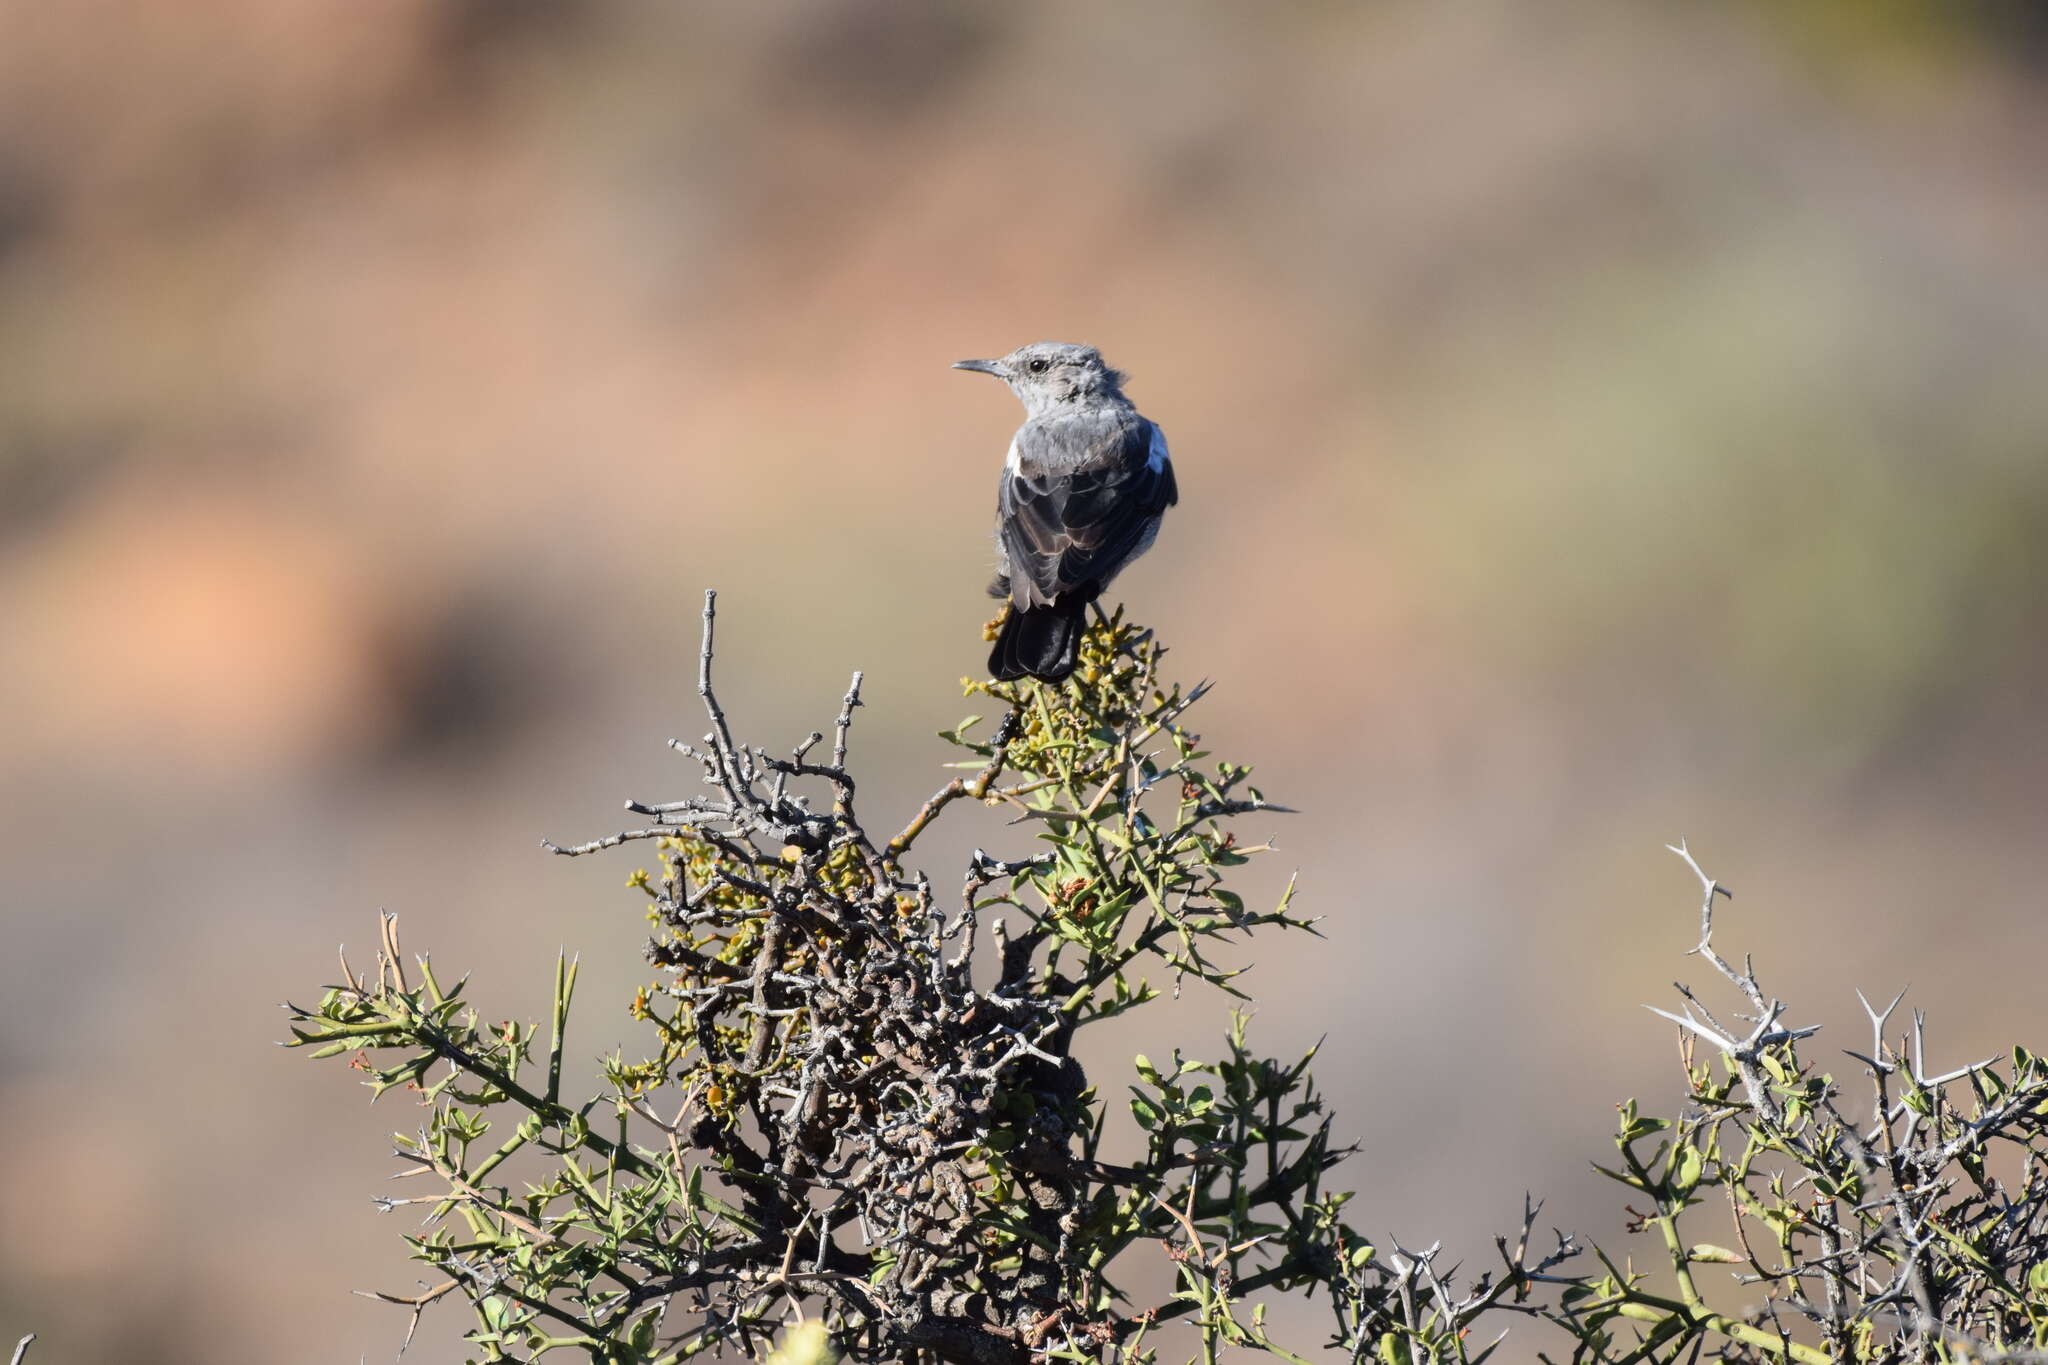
left=288, top=595, right=2048, bottom=1365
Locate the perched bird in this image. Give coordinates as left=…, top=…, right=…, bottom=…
left=954, top=342, right=1178, bottom=682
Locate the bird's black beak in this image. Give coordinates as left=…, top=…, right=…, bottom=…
left=952, top=358, right=1006, bottom=377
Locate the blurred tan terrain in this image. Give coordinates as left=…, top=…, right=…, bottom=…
left=3, top=3, right=2047, bottom=1360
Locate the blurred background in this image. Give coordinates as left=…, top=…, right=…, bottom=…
left=4, top=2, right=2048, bottom=1359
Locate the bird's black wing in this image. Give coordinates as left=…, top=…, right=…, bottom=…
left=998, top=412, right=1176, bottom=610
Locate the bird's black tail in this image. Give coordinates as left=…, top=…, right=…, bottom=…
left=990, top=598, right=1087, bottom=682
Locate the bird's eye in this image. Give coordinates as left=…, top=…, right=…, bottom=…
left=1027, top=357, right=1051, bottom=374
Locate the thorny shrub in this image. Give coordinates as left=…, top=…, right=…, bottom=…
left=288, top=593, right=2048, bottom=1365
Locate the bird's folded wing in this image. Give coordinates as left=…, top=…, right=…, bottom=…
left=999, top=414, right=1177, bottom=610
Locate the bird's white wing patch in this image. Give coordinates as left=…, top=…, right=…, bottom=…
left=1005, top=435, right=1022, bottom=474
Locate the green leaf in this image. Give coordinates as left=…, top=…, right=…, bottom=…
left=1590, top=1161, right=1648, bottom=1192
left=1669, top=1145, right=1703, bottom=1193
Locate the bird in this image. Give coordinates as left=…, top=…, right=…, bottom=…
left=954, top=342, right=1178, bottom=683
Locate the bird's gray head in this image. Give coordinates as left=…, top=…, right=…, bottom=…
left=953, top=342, right=1129, bottom=415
